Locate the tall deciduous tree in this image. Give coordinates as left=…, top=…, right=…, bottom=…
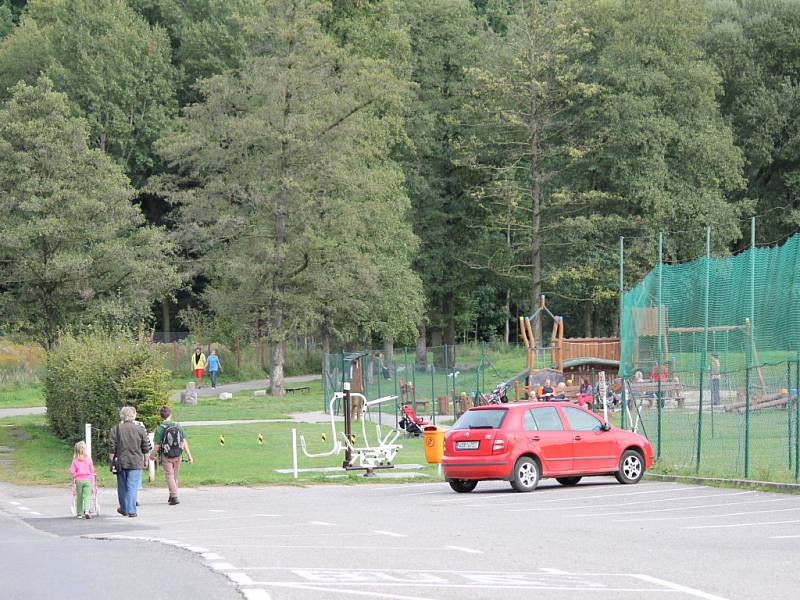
left=156, top=0, right=421, bottom=394
left=0, top=0, right=177, bottom=184
left=705, top=0, right=800, bottom=242
left=0, top=78, right=180, bottom=350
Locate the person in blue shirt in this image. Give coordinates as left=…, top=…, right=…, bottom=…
left=206, top=349, right=223, bottom=389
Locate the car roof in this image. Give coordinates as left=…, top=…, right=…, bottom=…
left=469, top=402, right=574, bottom=411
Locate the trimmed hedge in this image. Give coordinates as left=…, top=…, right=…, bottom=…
left=46, top=331, right=170, bottom=461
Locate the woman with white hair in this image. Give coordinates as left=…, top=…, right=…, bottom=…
left=109, top=406, right=151, bottom=517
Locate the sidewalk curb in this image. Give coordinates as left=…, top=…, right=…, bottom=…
left=646, top=472, right=800, bottom=494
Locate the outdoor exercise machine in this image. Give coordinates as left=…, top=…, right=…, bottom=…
left=298, top=383, right=402, bottom=476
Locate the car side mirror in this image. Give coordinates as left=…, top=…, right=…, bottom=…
left=601, top=422, right=611, bottom=432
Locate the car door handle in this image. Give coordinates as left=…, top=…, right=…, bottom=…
left=574, top=435, right=582, bottom=441
left=529, top=435, right=540, bottom=441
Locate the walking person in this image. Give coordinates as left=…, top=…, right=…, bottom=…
left=151, top=405, right=193, bottom=506
left=109, top=406, right=151, bottom=518
left=69, top=441, right=95, bottom=519
left=206, top=349, right=223, bottom=389
left=710, top=353, right=721, bottom=406
left=191, top=345, right=207, bottom=388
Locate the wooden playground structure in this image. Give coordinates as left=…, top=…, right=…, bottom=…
left=516, top=296, right=621, bottom=399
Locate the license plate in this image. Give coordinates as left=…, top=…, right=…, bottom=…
left=456, top=441, right=480, bottom=450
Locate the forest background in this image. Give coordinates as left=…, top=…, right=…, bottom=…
left=1, top=0, right=800, bottom=395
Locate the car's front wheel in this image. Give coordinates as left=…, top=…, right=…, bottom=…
left=556, top=476, right=582, bottom=486
left=615, top=449, right=644, bottom=484
left=448, top=479, right=478, bottom=493
left=510, top=456, right=540, bottom=492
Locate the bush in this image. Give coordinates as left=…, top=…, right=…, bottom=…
left=46, top=331, right=170, bottom=461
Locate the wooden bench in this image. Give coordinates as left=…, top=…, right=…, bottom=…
left=285, top=386, right=311, bottom=394
left=629, top=380, right=685, bottom=408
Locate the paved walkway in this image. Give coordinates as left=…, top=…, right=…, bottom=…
left=0, top=406, right=46, bottom=419
left=168, top=374, right=321, bottom=402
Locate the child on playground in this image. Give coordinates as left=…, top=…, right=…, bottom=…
left=69, top=441, right=95, bottom=519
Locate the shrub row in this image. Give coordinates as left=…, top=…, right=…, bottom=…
left=46, top=331, right=169, bottom=461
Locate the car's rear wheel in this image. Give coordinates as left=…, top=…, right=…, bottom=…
left=510, top=456, right=540, bottom=492
left=556, top=476, right=582, bottom=486
left=448, top=479, right=478, bottom=493
left=615, top=449, right=644, bottom=484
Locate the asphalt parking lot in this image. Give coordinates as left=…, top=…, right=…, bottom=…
left=2, top=478, right=799, bottom=599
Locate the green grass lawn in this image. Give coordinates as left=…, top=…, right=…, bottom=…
left=0, top=414, right=439, bottom=487
left=616, top=405, right=800, bottom=483
left=0, top=386, right=43, bottom=409
left=171, top=381, right=328, bottom=421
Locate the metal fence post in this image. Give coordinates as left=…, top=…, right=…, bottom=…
left=393, top=356, right=399, bottom=428
left=788, top=361, right=793, bottom=470
left=744, top=363, right=750, bottom=479
left=796, top=354, right=799, bottom=480
left=431, top=362, right=436, bottom=426
left=619, top=236, right=626, bottom=431
left=657, top=232, right=663, bottom=460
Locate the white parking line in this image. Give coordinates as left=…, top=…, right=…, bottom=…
left=228, top=572, right=255, bottom=585
left=684, top=519, right=800, bottom=530
left=210, top=562, right=237, bottom=571
left=770, top=534, right=800, bottom=539
left=445, top=545, right=483, bottom=554
left=310, top=521, right=337, bottom=526
left=615, top=506, right=800, bottom=523
left=255, top=582, right=438, bottom=600
left=632, top=574, right=731, bottom=600
left=202, top=552, right=224, bottom=561
left=437, top=484, right=701, bottom=505
left=540, top=568, right=568, bottom=574
left=373, top=530, right=406, bottom=538
left=599, top=497, right=789, bottom=519
left=510, top=490, right=754, bottom=513
left=242, top=590, right=272, bottom=600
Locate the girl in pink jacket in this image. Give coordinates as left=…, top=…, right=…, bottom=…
left=69, top=441, right=95, bottom=519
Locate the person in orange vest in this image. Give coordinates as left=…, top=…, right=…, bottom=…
left=191, top=346, right=207, bottom=387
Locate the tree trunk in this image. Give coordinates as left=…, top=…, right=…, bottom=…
left=161, top=299, right=171, bottom=343
left=504, top=289, right=510, bottom=345
left=445, top=300, right=456, bottom=365
left=431, top=327, right=443, bottom=368
left=415, top=323, right=427, bottom=372
left=584, top=301, right=593, bottom=337
left=322, top=331, right=331, bottom=355
left=383, top=336, right=394, bottom=366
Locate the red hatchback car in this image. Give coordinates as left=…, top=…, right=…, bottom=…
left=442, top=402, right=654, bottom=493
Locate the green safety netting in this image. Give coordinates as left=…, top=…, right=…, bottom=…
left=620, top=232, right=800, bottom=481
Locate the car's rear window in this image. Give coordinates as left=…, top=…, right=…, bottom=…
left=452, top=409, right=508, bottom=430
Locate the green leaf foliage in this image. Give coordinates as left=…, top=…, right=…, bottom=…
left=0, top=0, right=177, bottom=183
left=0, top=77, right=181, bottom=350
left=45, top=330, right=170, bottom=460
left=156, top=0, right=422, bottom=388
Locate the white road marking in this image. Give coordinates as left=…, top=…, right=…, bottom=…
left=510, top=491, right=754, bottom=513
left=18, top=506, right=31, bottom=511
left=207, top=509, right=225, bottom=513
left=228, top=572, right=255, bottom=585
left=770, top=534, right=800, bottom=539
left=254, top=580, right=669, bottom=593
left=684, top=519, right=800, bottom=530
left=632, top=574, right=731, bottom=599
left=210, top=562, right=237, bottom=571
left=257, top=582, right=437, bottom=600
left=8, top=501, right=21, bottom=505
left=28, top=511, right=42, bottom=516
left=373, top=530, right=406, bottom=538
left=205, top=544, right=447, bottom=551
left=310, top=520, right=336, bottom=526
left=187, top=546, right=210, bottom=553
left=254, top=514, right=281, bottom=517
left=438, top=485, right=700, bottom=505
left=202, top=552, right=224, bottom=561
left=540, top=568, right=569, bottom=574
left=242, top=590, right=272, bottom=600
left=445, top=545, right=483, bottom=554
left=614, top=505, right=800, bottom=523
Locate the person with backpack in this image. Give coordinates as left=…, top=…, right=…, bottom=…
left=151, top=405, right=193, bottom=505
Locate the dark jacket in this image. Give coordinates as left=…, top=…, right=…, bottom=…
left=109, top=422, right=151, bottom=470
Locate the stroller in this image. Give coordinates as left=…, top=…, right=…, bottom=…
left=70, top=475, right=100, bottom=518
left=398, top=404, right=428, bottom=437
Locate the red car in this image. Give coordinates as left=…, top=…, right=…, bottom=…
left=442, top=402, right=654, bottom=493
